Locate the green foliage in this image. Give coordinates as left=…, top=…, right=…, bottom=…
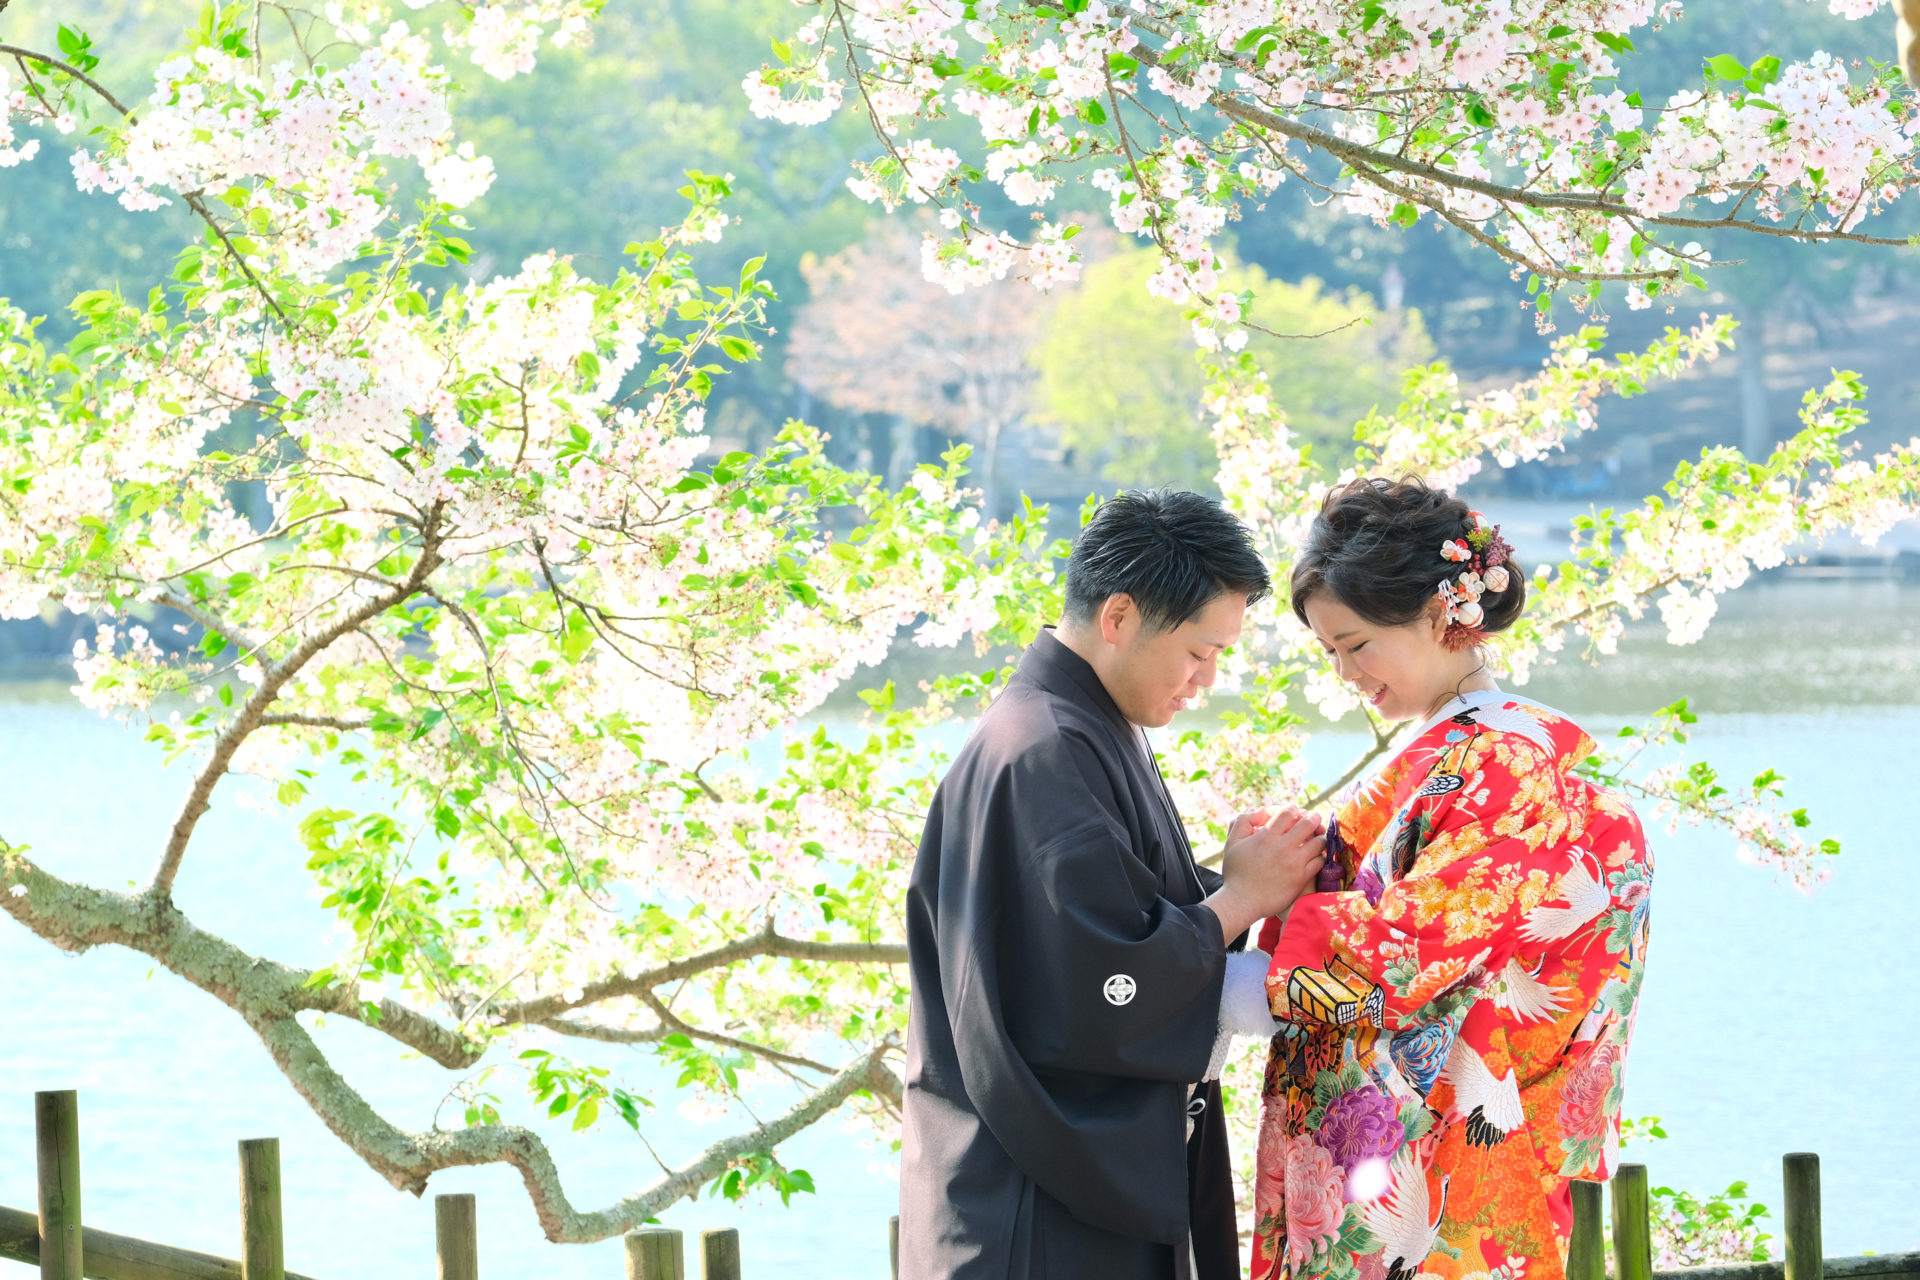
left=1617, top=1118, right=1775, bottom=1266
left=1030, top=245, right=1433, bottom=490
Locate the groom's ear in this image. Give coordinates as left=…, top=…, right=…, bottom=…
left=1098, top=593, right=1136, bottom=646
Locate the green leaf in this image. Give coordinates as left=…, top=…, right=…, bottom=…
left=1744, top=55, right=1782, bottom=92
left=1704, top=54, right=1749, bottom=83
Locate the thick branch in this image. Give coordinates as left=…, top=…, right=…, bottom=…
left=240, top=1008, right=896, bottom=1240
left=2, top=842, right=906, bottom=1238
left=148, top=530, right=442, bottom=899
left=0, top=841, right=482, bottom=1068
left=494, top=925, right=908, bottom=1025
left=257, top=713, right=372, bottom=731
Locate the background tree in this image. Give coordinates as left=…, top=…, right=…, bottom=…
left=788, top=221, right=1047, bottom=516
left=1031, top=244, right=1435, bottom=491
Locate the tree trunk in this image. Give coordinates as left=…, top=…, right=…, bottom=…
left=1737, top=307, right=1771, bottom=459
left=888, top=414, right=917, bottom=490
left=977, top=419, right=1003, bottom=521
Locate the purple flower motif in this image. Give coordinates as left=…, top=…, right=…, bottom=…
left=1315, top=1085, right=1403, bottom=1187
left=1354, top=861, right=1386, bottom=906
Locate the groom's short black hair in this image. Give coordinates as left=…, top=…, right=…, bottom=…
left=1063, top=489, right=1271, bottom=634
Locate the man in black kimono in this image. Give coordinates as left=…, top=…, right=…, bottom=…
left=901, top=489, right=1330, bottom=1279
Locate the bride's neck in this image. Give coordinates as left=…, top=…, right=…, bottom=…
left=1422, top=657, right=1500, bottom=720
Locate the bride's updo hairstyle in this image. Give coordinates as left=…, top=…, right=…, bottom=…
left=1289, top=476, right=1526, bottom=643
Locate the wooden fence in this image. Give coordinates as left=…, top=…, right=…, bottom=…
left=4, top=1089, right=1918, bottom=1279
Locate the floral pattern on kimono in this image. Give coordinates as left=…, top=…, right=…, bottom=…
left=1249, top=692, right=1652, bottom=1280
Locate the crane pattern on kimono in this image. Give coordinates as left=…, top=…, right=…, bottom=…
left=1249, top=692, right=1650, bottom=1280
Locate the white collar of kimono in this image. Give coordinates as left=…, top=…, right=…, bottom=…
left=1398, top=686, right=1577, bottom=752
left=1411, top=686, right=1506, bottom=740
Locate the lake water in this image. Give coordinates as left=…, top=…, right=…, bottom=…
left=2, top=579, right=1917, bottom=1277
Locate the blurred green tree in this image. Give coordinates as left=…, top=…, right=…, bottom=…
left=1030, top=245, right=1434, bottom=491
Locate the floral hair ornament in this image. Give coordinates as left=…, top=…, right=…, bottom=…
left=1437, top=510, right=1515, bottom=651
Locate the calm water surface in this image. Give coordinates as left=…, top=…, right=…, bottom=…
left=2, top=580, right=1916, bottom=1276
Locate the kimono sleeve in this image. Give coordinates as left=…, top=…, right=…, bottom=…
left=1266, top=830, right=1571, bottom=1032
left=995, top=811, right=1228, bottom=1081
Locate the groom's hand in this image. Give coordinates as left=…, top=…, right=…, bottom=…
left=1203, top=806, right=1327, bottom=945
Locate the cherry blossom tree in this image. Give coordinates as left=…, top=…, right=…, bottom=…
left=4, top=0, right=1920, bottom=1260
left=788, top=219, right=1048, bottom=512
left=0, top=0, right=1060, bottom=1243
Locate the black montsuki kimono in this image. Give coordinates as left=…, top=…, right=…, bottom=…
left=899, top=629, right=1241, bottom=1280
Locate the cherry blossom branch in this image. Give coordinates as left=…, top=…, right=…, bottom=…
left=147, top=516, right=445, bottom=901
left=493, top=924, right=909, bottom=1025
left=151, top=589, right=271, bottom=670
left=0, top=44, right=131, bottom=114
left=1304, top=712, right=1404, bottom=811
left=634, top=990, right=835, bottom=1074
left=0, top=44, right=292, bottom=321
left=257, top=713, right=371, bottom=731
left=158, top=507, right=349, bottom=582
left=1117, top=34, right=1916, bottom=257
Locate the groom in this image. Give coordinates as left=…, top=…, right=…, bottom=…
left=899, top=489, right=1328, bottom=1279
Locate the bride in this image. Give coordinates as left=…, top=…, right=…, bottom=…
left=1250, top=477, right=1652, bottom=1280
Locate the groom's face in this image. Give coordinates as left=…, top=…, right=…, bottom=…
left=1100, top=590, right=1248, bottom=727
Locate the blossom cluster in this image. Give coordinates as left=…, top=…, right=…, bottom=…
left=1626, top=54, right=1914, bottom=227
left=750, top=0, right=1918, bottom=345
left=65, top=34, right=486, bottom=280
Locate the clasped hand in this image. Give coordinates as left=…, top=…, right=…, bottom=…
left=1202, top=805, right=1328, bottom=945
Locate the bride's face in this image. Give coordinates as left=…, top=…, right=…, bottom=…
left=1302, top=592, right=1458, bottom=723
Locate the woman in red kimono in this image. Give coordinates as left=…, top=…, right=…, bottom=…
left=1251, top=477, right=1651, bottom=1280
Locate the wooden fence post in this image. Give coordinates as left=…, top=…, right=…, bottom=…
left=699, top=1227, right=740, bottom=1280
left=1784, top=1152, right=1823, bottom=1280
left=1610, top=1163, right=1653, bottom=1280
left=625, top=1227, right=684, bottom=1280
left=238, top=1137, right=285, bottom=1280
left=436, top=1193, right=478, bottom=1280
left=1567, top=1180, right=1604, bottom=1280
left=34, top=1090, right=81, bottom=1280
left=889, top=1215, right=900, bottom=1280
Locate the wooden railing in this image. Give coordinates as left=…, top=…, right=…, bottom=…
left=5, top=1089, right=1917, bottom=1279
